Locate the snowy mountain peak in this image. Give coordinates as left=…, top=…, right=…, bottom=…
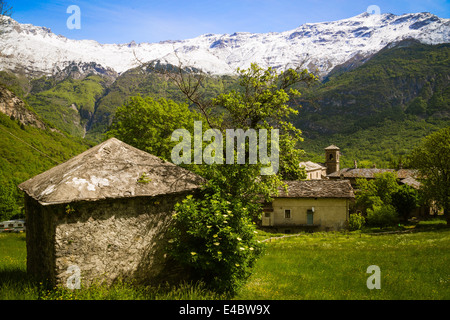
left=0, top=12, right=448, bottom=78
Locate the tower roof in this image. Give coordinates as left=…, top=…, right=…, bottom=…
left=18, top=138, right=205, bottom=205
left=325, top=145, right=340, bottom=150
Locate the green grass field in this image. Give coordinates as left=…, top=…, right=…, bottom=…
left=238, top=226, right=449, bottom=299
left=0, top=220, right=449, bottom=300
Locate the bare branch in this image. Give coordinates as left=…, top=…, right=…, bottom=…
left=0, top=0, right=13, bottom=29
left=135, top=47, right=218, bottom=130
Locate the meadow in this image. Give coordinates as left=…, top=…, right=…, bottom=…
left=0, top=220, right=448, bottom=300
left=239, top=224, right=449, bottom=300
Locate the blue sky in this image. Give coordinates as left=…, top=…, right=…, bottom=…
left=9, top=0, right=450, bottom=44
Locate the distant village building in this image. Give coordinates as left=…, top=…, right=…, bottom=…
left=299, top=161, right=326, bottom=180
left=262, top=180, right=355, bottom=232
left=18, top=138, right=204, bottom=288
left=327, top=167, right=418, bottom=187
left=324, top=145, right=340, bottom=175
left=297, top=145, right=434, bottom=219
left=323, top=145, right=418, bottom=187
left=0, top=219, right=26, bottom=233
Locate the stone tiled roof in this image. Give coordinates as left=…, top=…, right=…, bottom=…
left=299, top=161, right=326, bottom=171
left=327, top=168, right=417, bottom=179
left=276, top=180, right=355, bottom=199
left=324, top=145, right=340, bottom=150
left=400, top=177, right=422, bottom=189
left=18, top=138, right=205, bottom=205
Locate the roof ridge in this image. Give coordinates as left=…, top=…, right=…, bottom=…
left=19, top=138, right=204, bottom=205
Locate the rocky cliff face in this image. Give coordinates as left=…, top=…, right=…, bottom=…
left=0, top=85, right=47, bottom=130
left=52, top=61, right=118, bottom=84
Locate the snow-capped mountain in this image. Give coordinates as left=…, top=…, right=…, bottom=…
left=0, top=12, right=449, bottom=78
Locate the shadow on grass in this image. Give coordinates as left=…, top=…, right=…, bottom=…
left=0, top=268, right=42, bottom=300
left=362, top=220, right=449, bottom=235
left=0, top=268, right=38, bottom=287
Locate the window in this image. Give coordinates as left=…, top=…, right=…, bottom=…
left=264, top=212, right=270, bottom=218
left=284, top=209, right=291, bottom=219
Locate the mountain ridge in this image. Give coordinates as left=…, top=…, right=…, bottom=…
left=0, top=11, right=449, bottom=78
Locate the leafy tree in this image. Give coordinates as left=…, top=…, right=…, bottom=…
left=366, top=205, right=398, bottom=228
left=212, top=64, right=316, bottom=181
left=106, top=96, right=201, bottom=161
left=355, top=172, right=399, bottom=211
left=354, top=172, right=418, bottom=227
left=165, top=63, right=317, bottom=293
left=355, top=178, right=380, bottom=214
left=391, top=184, right=419, bottom=221
left=348, top=212, right=365, bottom=231
left=409, top=126, right=450, bottom=224
left=372, top=172, right=399, bottom=205
left=109, top=62, right=316, bottom=293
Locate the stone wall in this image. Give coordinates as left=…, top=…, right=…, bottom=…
left=26, top=192, right=191, bottom=288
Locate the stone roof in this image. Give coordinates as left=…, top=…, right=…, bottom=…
left=18, top=138, right=205, bottom=205
left=324, top=145, right=340, bottom=150
left=299, top=161, right=326, bottom=171
left=327, top=168, right=417, bottom=179
left=276, top=180, right=355, bottom=199
left=400, top=176, right=422, bottom=189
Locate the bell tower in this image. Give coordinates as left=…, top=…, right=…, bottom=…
left=325, top=145, right=340, bottom=175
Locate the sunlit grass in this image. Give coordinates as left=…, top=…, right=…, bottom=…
left=1, top=221, right=449, bottom=300
left=236, top=226, right=450, bottom=300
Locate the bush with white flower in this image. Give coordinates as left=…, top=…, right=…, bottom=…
left=167, top=183, right=264, bottom=294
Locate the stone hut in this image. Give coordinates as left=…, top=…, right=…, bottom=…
left=18, top=138, right=204, bottom=288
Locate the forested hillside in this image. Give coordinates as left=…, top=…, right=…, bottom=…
left=26, top=75, right=108, bottom=138
left=295, top=40, right=450, bottom=167
left=87, top=65, right=240, bottom=141
left=0, top=85, right=92, bottom=220
left=0, top=41, right=449, bottom=219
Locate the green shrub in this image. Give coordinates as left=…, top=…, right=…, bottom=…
left=366, top=205, right=398, bottom=228
left=391, top=184, right=419, bottom=221
left=348, top=212, right=365, bottom=231
left=168, top=188, right=264, bottom=295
